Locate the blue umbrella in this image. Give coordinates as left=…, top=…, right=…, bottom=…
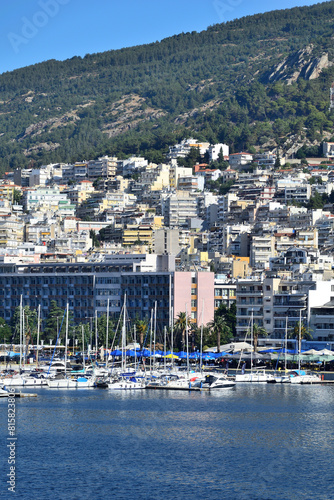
left=110, top=349, right=122, bottom=356
left=126, top=349, right=136, bottom=357
left=177, top=351, right=188, bottom=359
left=201, top=353, right=216, bottom=360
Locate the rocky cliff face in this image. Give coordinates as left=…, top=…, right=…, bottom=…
left=266, top=45, right=333, bottom=84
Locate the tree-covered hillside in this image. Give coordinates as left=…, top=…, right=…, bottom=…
left=1, top=1, right=334, bottom=172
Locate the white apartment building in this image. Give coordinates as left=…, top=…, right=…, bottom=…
left=254, top=152, right=277, bottom=169
left=229, top=153, right=253, bottom=169
left=236, top=275, right=334, bottom=339
left=250, top=235, right=276, bottom=270
left=29, top=166, right=53, bottom=187
left=161, top=192, right=198, bottom=228
left=217, top=193, right=239, bottom=223
left=167, top=138, right=210, bottom=159
left=177, top=175, right=204, bottom=192
left=24, top=187, right=70, bottom=212
left=87, top=156, right=117, bottom=180
left=119, top=157, right=148, bottom=176
left=323, top=142, right=334, bottom=158
left=140, top=163, right=170, bottom=191
left=222, top=223, right=251, bottom=255
left=170, top=165, right=193, bottom=188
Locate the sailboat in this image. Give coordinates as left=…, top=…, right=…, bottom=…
left=108, top=295, right=145, bottom=390
left=235, top=311, right=274, bottom=383
left=288, top=312, right=321, bottom=385
left=47, top=304, right=77, bottom=388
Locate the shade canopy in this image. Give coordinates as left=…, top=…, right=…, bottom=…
left=302, top=349, right=320, bottom=355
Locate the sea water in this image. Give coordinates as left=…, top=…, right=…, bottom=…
left=1, top=384, right=334, bottom=500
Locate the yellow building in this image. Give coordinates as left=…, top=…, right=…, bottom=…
left=232, top=256, right=250, bottom=278
left=0, top=182, right=15, bottom=202
left=122, top=225, right=153, bottom=247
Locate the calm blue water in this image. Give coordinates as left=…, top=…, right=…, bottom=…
left=1, top=385, right=334, bottom=500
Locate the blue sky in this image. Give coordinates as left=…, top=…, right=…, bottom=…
left=1, top=0, right=320, bottom=74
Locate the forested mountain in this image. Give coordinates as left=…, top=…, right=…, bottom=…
left=1, top=1, right=334, bottom=173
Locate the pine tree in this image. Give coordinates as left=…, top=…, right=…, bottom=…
left=43, top=301, right=66, bottom=342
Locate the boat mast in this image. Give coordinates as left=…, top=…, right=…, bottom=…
left=171, top=306, right=174, bottom=371
left=65, top=302, right=69, bottom=375
left=153, top=301, right=157, bottom=371
left=186, top=303, right=189, bottom=376
left=82, top=324, right=85, bottom=372
left=121, top=294, right=126, bottom=372
left=149, top=308, right=153, bottom=373
left=285, top=316, right=288, bottom=372
left=134, top=324, right=137, bottom=372
left=298, top=309, right=301, bottom=372
left=250, top=309, right=253, bottom=376
left=22, top=307, right=25, bottom=368
left=19, top=295, right=22, bottom=371
left=95, top=310, right=98, bottom=360
left=164, top=326, right=166, bottom=372
left=106, top=298, right=109, bottom=364
left=36, top=304, right=41, bottom=367
left=200, top=299, right=204, bottom=374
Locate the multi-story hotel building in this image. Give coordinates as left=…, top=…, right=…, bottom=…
left=0, top=254, right=214, bottom=336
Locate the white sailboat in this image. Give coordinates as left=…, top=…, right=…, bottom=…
left=289, top=312, right=321, bottom=385
left=108, top=294, right=145, bottom=390
left=48, top=304, right=77, bottom=388
left=235, top=311, right=274, bottom=383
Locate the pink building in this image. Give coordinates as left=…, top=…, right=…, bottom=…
left=173, top=271, right=214, bottom=327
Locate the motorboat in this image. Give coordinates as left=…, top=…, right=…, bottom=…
left=108, top=376, right=145, bottom=390
left=47, top=374, right=77, bottom=388
left=193, top=374, right=236, bottom=390
left=0, top=386, right=10, bottom=397
left=235, top=369, right=275, bottom=383
left=289, top=370, right=322, bottom=384
left=0, top=375, right=26, bottom=387
left=267, top=373, right=291, bottom=384
left=94, top=376, right=109, bottom=388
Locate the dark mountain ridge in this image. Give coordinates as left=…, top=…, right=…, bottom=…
left=1, top=1, right=334, bottom=172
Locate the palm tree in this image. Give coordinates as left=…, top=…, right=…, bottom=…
left=208, top=316, right=232, bottom=353
left=174, top=312, right=190, bottom=351
left=289, top=321, right=313, bottom=342
left=135, top=319, right=148, bottom=348
left=248, top=323, right=268, bottom=352
left=189, top=323, right=200, bottom=352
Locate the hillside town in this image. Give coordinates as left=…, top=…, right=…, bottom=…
left=1, top=137, right=334, bottom=348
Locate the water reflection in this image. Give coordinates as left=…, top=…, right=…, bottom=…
left=1, top=385, right=334, bottom=500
